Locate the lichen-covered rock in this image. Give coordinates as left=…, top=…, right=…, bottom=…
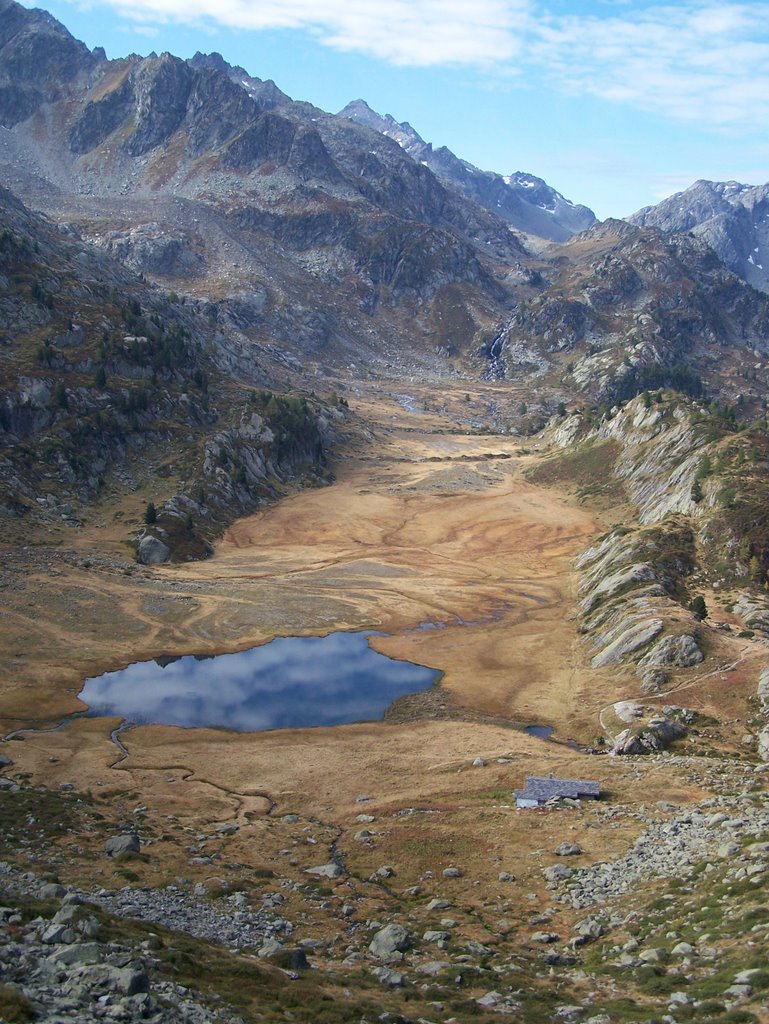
left=104, top=834, right=140, bottom=857
left=735, top=593, right=769, bottom=634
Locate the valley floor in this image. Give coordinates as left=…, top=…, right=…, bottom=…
left=2, top=384, right=769, bottom=1023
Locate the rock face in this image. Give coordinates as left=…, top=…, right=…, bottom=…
left=0, top=0, right=529, bottom=371
left=630, top=179, right=769, bottom=294
left=499, top=219, right=769, bottom=398
left=575, top=510, right=698, bottom=677
left=339, top=99, right=597, bottom=242
left=734, top=593, right=769, bottom=634
left=638, top=633, right=703, bottom=670
left=0, top=184, right=336, bottom=549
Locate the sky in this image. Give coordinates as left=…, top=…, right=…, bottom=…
left=27, top=0, right=769, bottom=219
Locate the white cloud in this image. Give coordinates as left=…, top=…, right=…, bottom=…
left=532, top=3, right=769, bottom=128
left=87, top=0, right=769, bottom=129
left=109, top=0, right=530, bottom=66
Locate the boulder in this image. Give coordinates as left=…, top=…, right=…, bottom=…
left=47, top=942, right=102, bottom=966
left=257, top=937, right=284, bottom=958
left=41, top=924, right=77, bottom=944
left=369, top=923, right=411, bottom=959
left=544, top=864, right=573, bottom=882
left=372, top=865, right=395, bottom=879
left=477, top=991, right=504, bottom=1007
left=264, top=948, right=310, bottom=970
left=554, top=843, right=582, bottom=857
left=40, top=882, right=66, bottom=899
left=372, top=966, right=405, bottom=987
left=106, top=966, right=150, bottom=995
left=104, top=834, right=140, bottom=857
left=758, top=668, right=769, bottom=712
left=136, top=535, right=170, bottom=565
left=638, top=947, right=668, bottom=964
left=416, top=960, right=451, bottom=976
left=306, top=863, right=342, bottom=879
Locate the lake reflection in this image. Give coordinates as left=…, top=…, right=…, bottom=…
left=79, top=632, right=441, bottom=732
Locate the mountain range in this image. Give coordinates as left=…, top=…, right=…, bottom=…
left=338, top=98, right=597, bottom=243
left=3, top=0, right=769, bottom=521
left=2, top=0, right=769, bottom=401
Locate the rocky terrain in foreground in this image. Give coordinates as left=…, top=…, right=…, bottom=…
left=4, top=750, right=769, bottom=1024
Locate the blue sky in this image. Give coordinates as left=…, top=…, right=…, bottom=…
left=29, top=0, right=769, bottom=219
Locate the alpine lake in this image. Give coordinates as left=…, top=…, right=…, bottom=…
left=78, top=631, right=442, bottom=732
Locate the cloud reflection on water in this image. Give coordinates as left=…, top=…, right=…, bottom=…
left=79, top=632, right=440, bottom=731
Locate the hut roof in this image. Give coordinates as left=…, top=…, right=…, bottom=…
left=515, top=775, right=600, bottom=804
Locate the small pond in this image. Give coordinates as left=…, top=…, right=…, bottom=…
left=79, top=631, right=441, bottom=732
left=525, top=725, right=554, bottom=740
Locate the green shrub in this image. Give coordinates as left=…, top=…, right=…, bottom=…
left=0, top=983, right=35, bottom=1022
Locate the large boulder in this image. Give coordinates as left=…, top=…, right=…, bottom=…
left=369, top=923, right=412, bottom=959
left=305, top=863, right=342, bottom=879
left=104, top=833, right=140, bottom=857
left=758, top=668, right=769, bottom=712
left=543, top=864, right=573, bottom=882
left=136, top=534, right=170, bottom=565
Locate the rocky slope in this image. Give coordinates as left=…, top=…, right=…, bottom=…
left=489, top=218, right=769, bottom=402
left=0, top=185, right=337, bottom=560
left=630, top=179, right=769, bottom=295
left=4, top=749, right=769, bottom=1024
left=339, top=99, right=597, bottom=243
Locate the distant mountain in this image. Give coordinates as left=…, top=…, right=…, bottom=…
left=339, top=99, right=597, bottom=243
left=0, top=0, right=541, bottom=373
left=187, top=50, right=291, bottom=112
left=4, top=0, right=769, bottom=416
left=630, top=180, right=769, bottom=294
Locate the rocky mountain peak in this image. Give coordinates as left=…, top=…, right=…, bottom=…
left=340, top=98, right=595, bottom=242
left=338, top=99, right=426, bottom=153
left=0, top=0, right=99, bottom=126
left=188, top=49, right=290, bottom=111
left=630, top=177, right=769, bottom=293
